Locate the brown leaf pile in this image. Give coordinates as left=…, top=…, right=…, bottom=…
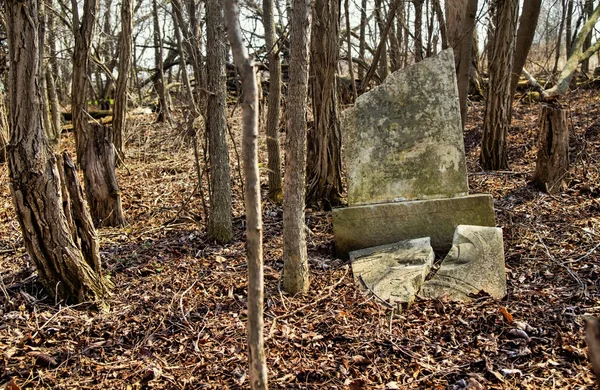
left=1, top=91, right=600, bottom=388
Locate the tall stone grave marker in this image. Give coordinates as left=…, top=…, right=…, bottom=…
left=334, top=49, right=496, bottom=257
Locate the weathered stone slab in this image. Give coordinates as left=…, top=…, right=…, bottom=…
left=342, top=49, right=467, bottom=206
left=333, top=194, right=495, bottom=258
left=419, top=225, right=506, bottom=301
left=350, top=238, right=434, bottom=304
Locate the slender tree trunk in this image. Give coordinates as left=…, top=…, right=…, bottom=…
left=207, top=0, right=233, bottom=243
left=480, top=0, right=519, bottom=170
left=6, top=0, right=111, bottom=306
left=152, top=0, right=169, bottom=123
left=307, top=0, right=343, bottom=210
left=374, top=0, right=389, bottom=78
left=532, top=104, right=569, bottom=194
left=566, top=0, right=574, bottom=56
left=263, top=0, right=284, bottom=202
left=223, top=3, right=268, bottom=388
left=46, top=69, right=62, bottom=145
left=113, top=0, right=133, bottom=160
left=358, top=0, right=367, bottom=80
left=456, top=0, right=478, bottom=128
left=346, top=0, right=359, bottom=97
left=414, top=0, right=424, bottom=62
left=433, top=0, right=448, bottom=49
left=0, top=90, right=8, bottom=164
left=553, top=0, right=567, bottom=75
left=509, top=0, right=542, bottom=97
left=582, top=0, right=594, bottom=74
left=283, top=0, right=312, bottom=295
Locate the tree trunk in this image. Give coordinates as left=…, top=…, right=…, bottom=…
left=414, top=0, right=424, bottom=62
left=432, top=0, right=448, bottom=49
left=263, top=0, right=284, bottom=202
left=82, top=124, right=125, bottom=227
left=207, top=0, right=233, bottom=244
left=6, top=0, right=111, bottom=306
left=532, top=104, right=569, bottom=194
left=307, top=0, right=343, bottom=210
left=374, top=0, right=389, bottom=78
left=72, top=0, right=98, bottom=165
left=509, top=0, right=542, bottom=97
left=224, top=3, right=268, bottom=388
left=152, top=0, right=169, bottom=123
left=113, top=0, right=133, bottom=160
left=566, top=0, right=574, bottom=57
left=480, top=0, right=518, bottom=171
left=46, top=69, right=62, bottom=145
left=553, top=0, right=567, bottom=75
left=345, top=0, right=359, bottom=97
left=582, top=0, right=594, bottom=74
left=456, top=0, right=478, bottom=128
left=0, top=90, right=8, bottom=164
left=283, top=0, right=312, bottom=295
left=358, top=0, right=367, bottom=80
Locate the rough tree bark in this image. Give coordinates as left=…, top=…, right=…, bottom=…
left=480, top=0, right=519, bottom=170
left=71, top=0, right=98, bottom=164
left=6, top=0, right=111, bottom=306
left=207, top=0, right=233, bottom=244
left=532, top=104, right=569, bottom=194
left=509, top=0, right=542, bottom=97
left=152, top=0, right=169, bottom=123
left=414, top=0, right=424, bottom=62
left=263, top=0, right=284, bottom=202
left=283, top=0, right=312, bottom=295
left=223, top=3, right=268, bottom=387
left=83, top=124, right=125, bottom=227
left=113, top=0, right=133, bottom=160
left=307, top=0, right=343, bottom=210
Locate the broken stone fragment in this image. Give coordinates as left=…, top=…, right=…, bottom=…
left=350, top=237, right=434, bottom=305
left=419, top=225, right=506, bottom=301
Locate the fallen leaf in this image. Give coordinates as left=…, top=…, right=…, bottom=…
left=5, top=379, right=20, bottom=390
left=351, top=355, right=369, bottom=366
left=499, top=307, right=513, bottom=323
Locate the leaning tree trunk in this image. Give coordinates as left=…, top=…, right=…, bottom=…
left=307, top=0, right=343, bottom=210
left=480, top=0, right=519, bottom=170
left=113, top=0, right=133, bottom=160
left=83, top=124, right=125, bottom=227
left=532, top=104, right=569, bottom=194
left=509, top=0, right=542, bottom=97
left=283, top=0, right=312, bottom=295
left=224, top=2, right=268, bottom=387
left=207, top=0, right=233, bottom=244
left=6, top=0, right=111, bottom=306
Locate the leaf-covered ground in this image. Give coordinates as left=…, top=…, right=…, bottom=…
left=2, top=90, right=600, bottom=389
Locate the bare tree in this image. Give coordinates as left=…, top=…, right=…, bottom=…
left=224, top=2, right=268, bottom=387
left=207, top=0, right=233, bottom=243
left=263, top=0, right=284, bottom=202
left=283, top=0, right=312, bottom=294
left=480, top=0, right=519, bottom=170
left=113, top=0, right=133, bottom=160
left=6, top=0, right=111, bottom=306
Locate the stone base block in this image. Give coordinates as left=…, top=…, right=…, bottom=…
left=333, top=194, right=495, bottom=258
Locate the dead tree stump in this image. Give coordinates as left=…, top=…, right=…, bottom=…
left=532, top=103, right=569, bottom=193
left=83, top=124, right=125, bottom=227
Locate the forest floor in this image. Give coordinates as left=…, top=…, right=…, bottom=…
left=2, top=90, right=600, bottom=389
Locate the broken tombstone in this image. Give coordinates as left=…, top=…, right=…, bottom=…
left=419, top=225, right=506, bottom=301
left=350, top=237, right=434, bottom=305
left=333, top=49, right=496, bottom=258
